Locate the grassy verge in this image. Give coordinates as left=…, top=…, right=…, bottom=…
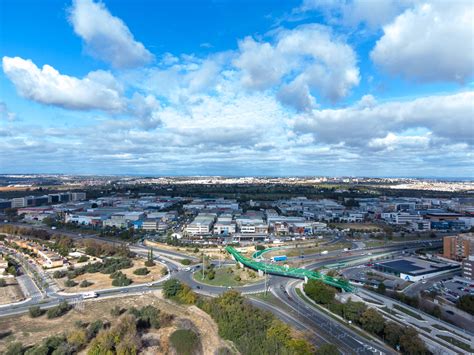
left=436, top=335, right=473, bottom=352
left=393, top=304, right=424, bottom=320
left=193, top=266, right=262, bottom=287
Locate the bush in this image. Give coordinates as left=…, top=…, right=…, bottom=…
left=77, top=255, right=89, bottom=263
left=4, top=342, right=24, bottom=355
left=133, top=267, right=149, bottom=275
left=180, top=259, right=191, bottom=265
left=129, top=305, right=161, bottom=329
left=53, top=270, right=66, bottom=279
left=170, top=329, right=200, bottom=355
left=0, top=278, right=6, bottom=287
left=144, top=259, right=156, bottom=267
left=161, top=268, right=169, bottom=276
left=112, top=274, right=132, bottom=287
left=47, top=301, right=71, bottom=319
left=234, top=275, right=241, bottom=282
left=110, top=270, right=125, bottom=279
left=79, top=280, right=93, bottom=288
left=29, top=306, right=43, bottom=318
left=86, top=319, right=104, bottom=340
left=64, top=279, right=77, bottom=287
left=110, top=305, right=123, bottom=317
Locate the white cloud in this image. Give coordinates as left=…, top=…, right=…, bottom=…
left=2, top=56, right=125, bottom=111
left=367, top=132, right=430, bottom=151
left=69, top=0, right=153, bottom=68
left=234, top=24, right=360, bottom=111
left=298, top=0, right=414, bottom=29
left=294, top=91, right=474, bottom=146
left=371, top=1, right=474, bottom=82
left=0, top=102, right=17, bottom=121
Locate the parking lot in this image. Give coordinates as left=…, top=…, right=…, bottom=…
left=428, top=277, right=474, bottom=302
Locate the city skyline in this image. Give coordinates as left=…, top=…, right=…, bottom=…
left=1, top=0, right=473, bottom=177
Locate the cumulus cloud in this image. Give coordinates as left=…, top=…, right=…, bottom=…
left=128, top=93, right=162, bottom=130
left=2, top=56, right=125, bottom=111
left=371, top=1, right=474, bottom=82
left=69, top=0, right=153, bottom=68
left=294, top=91, right=474, bottom=146
left=234, top=24, right=359, bottom=111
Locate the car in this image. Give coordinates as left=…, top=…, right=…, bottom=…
left=227, top=286, right=232, bottom=289
left=196, top=285, right=201, bottom=289
left=421, top=279, right=427, bottom=284
left=446, top=310, right=454, bottom=315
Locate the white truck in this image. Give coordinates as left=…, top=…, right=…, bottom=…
left=82, top=291, right=98, bottom=299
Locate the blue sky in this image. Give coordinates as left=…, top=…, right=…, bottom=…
left=0, top=0, right=473, bottom=177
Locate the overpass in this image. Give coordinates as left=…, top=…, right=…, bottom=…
left=226, top=246, right=354, bottom=292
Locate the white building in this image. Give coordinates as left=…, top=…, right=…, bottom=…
left=185, top=213, right=216, bottom=235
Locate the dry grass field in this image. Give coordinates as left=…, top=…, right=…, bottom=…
left=0, top=291, right=233, bottom=354
left=0, top=278, right=25, bottom=305
left=56, top=259, right=165, bottom=293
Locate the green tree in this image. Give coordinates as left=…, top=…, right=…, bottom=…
left=457, top=295, right=474, bottom=315
left=342, top=300, right=367, bottom=322
left=399, top=327, right=427, bottom=354
left=0, top=278, right=6, bottom=287
left=163, top=279, right=182, bottom=298
left=377, top=282, right=386, bottom=294
left=304, top=280, right=336, bottom=305
left=29, top=305, right=43, bottom=318
left=360, top=308, right=385, bottom=334
left=384, top=322, right=403, bottom=349
left=315, top=343, right=339, bottom=355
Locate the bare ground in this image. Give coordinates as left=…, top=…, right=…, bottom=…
left=55, top=259, right=165, bottom=293
left=0, top=278, right=24, bottom=305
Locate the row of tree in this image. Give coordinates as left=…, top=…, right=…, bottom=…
left=304, top=280, right=428, bottom=354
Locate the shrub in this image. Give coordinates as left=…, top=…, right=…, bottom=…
left=161, top=268, right=169, bottom=276
left=29, top=306, right=43, bottom=318
left=77, top=255, right=89, bottom=263
left=133, top=267, right=149, bottom=276
left=112, top=275, right=132, bottom=287
left=86, top=319, right=104, bottom=340
left=0, top=278, right=6, bottom=287
left=170, top=329, right=200, bottom=355
left=144, top=260, right=155, bottom=267
left=180, top=259, right=191, bottom=265
left=4, top=342, right=24, bottom=355
left=64, top=279, right=77, bottom=287
left=110, top=305, right=123, bottom=317
left=47, top=301, right=71, bottom=319
left=53, top=270, right=66, bottom=279
left=110, top=270, right=125, bottom=279
left=234, top=275, right=241, bottom=282
left=79, top=280, right=93, bottom=288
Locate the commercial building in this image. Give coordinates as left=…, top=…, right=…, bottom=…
left=374, top=257, right=460, bottom=282
left=443, top=233, right=474, bottom=261
left=185, top=213, right=216, bottom=235
left=11, top=197, right=28, bottom=208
